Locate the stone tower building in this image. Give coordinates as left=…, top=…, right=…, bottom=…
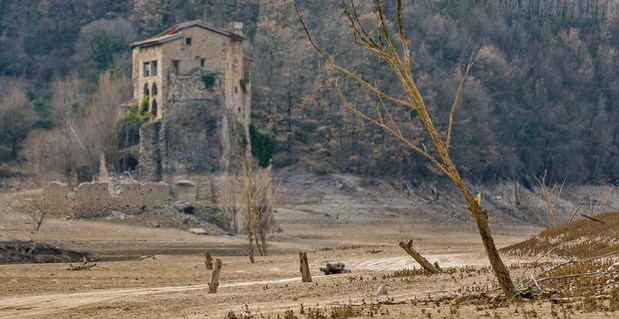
left=125, top=20, right=252, bottom=182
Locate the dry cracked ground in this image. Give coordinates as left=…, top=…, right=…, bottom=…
left=1, top=172, right=618, bottom=318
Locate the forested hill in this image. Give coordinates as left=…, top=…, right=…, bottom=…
left=0, top=0, right=617, bottom=185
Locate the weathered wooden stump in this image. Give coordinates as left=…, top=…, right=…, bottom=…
left=319, top=262, right=350, bottom=275
left=398, top=240, right=439, bottom=273
left=299, top=252, right=312, bottom=282
left=204, top=252, right=213, bottom=270
left=208, top=258, right=222, bottom=293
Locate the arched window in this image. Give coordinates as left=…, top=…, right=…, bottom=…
left=152, top=83, right=158, bottom=96
left=151, top=99, right=158, bottom=118
left=144, top=83, right=150, bottom=96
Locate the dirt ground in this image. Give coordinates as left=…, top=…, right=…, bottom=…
left=0, top=210, right=602, bottom=319
left=1, top=178, right=618, bottom=318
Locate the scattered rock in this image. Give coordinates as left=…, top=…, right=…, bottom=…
left=188, top=228, right=208, bottom=235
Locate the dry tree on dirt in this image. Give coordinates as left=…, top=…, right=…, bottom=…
left=237, top=165, right=278, bottom=263
left=295, top=0, right=518, bottom=297
left=20, top=197, right=48, bottom=232
left=534, top=171, right=565, bottom=227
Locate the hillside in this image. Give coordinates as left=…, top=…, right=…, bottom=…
left=0, top=0, right=618, bottom=185
left=503, top=210, right=619, bottom=258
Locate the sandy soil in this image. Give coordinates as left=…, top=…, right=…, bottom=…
left=1, top=178, right=617, bottom=318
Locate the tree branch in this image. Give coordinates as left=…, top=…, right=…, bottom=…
left=446, top=52, right=477, bottom=150
left=336, top=82, right=449, bottom=176
left=294, top=2, right=412, bottom=108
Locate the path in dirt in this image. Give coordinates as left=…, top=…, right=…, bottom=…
left=0, top=252, right=491, bottom=318
left=0, top=276, right=313, bottom=318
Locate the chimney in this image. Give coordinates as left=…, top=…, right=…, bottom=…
left=232, top=22, right=244, bottom=36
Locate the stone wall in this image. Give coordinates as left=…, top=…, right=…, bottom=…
left=173, top=180, right=197, bottom=202
left=72, top=182, right=116, bottom=218
left=34, top=181, right=170, bottom=218
left=41, top=182, right=72, bottom=216
left=138, top=120, right=162, bottom=181
left=116, top=182, right=169, bottom=210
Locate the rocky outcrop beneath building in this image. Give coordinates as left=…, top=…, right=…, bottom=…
left=137, top=70, right=249, bottom=181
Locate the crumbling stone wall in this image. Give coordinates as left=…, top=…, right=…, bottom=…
left=33, top=181, right=171, bottom=218
left=116, top=182, right=169, bottom=210
left=72, top=182, right=116, bottom=218
left=41, top=182, right=72, bottom=216
left=138, top=121, right=162, bottom=181
left=173, top=180, right=197, bottom=202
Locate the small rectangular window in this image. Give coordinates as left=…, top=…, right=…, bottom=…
left=172, top=60, right=180, bottom=73
left=151, top=60, right=158, bottom=76
left=185, top=38, right=192, bottom=46
left=200, top=58, right=206, bottom=67
left=143, top=62, right=150, bottom=77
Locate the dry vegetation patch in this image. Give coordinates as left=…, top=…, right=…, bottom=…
left=0, top=240, right=90, bottom=264
left=502, top=211, right=619, bottom=258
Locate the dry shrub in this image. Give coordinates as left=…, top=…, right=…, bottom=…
left=541, top=260, right=615, bottom=298
left=534, top=171, right=565, bottom=227
left=502, top=210, right=619, bottom=258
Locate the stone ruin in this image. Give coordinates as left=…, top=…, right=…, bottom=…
left=31, top=180, right=170, bottom=218
left=30, top=173, right=238, bottom=218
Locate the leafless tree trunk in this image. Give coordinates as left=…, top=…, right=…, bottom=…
left=295, top=0, right=518, bottom=298
left=398, top=240, right=439, bottom=273
left=204, top=252, right=213, bottom=270
left=299, top=251, right=312, bottom=282
left=208, top=258, right=222, bottom=293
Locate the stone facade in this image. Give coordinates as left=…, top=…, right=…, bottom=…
left=127, top=20, right=251, bottom=185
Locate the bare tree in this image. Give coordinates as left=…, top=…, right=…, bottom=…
left=80, top=73, right=132, bottom=168
left=49, top=74, right=89, bottom=187
left=295, top=1, right=518, bottom=297
left=0, top=84, right=38, bottom=158
left=238, top=165, right=278, bottom=262
left=534, top=171, right=565, bottom=226
left=21, top=197, right=48, bottom=232
left=21, top=73, right=126, bottom=186
left=219, top=175, right=242, bottom=234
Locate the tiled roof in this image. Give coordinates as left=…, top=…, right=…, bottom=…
left=131, top=20, right=244, bottom=48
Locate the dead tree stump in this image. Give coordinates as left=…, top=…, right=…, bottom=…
left=209, top=258, right=222, bottom=293
left=299, top=252, right=312, bottom=282
left=319, top=262, right=350, bottom=275
left=398, top=240, right=439, bottom=274
left=204, top=252, right=213, bottom=270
